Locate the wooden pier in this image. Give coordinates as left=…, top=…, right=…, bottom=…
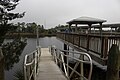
left=37, top=48, right=67, bottom=80
left=24, top=47, right=92, bottom=80
left=55, top=16, right=120, bottom=80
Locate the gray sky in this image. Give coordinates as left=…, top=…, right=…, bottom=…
left=12, top=0, right=120, bottom=29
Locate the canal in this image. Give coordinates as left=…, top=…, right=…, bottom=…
left=4, top=37, right=63, bottom=80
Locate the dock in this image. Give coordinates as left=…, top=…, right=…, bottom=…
left=24, top=46, right=92, bottom=80
left=37, top=48, right=67, bottom=80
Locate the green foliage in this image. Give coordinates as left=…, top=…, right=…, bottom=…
left=0, top=23, right=18, bottom=44
left=5, top=21, right=59, bottom=36
left=0, top=0, right=25, bottom=44
left=2, top=39, right=26, bottom=70
left=0, top=0, right=25, bottom=24
left=15, top=22, right=46, bottom=34
left=48, top=28, right=57, bottom=34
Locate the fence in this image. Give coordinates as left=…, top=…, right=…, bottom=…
left=57, top=32, right=120, bottom=59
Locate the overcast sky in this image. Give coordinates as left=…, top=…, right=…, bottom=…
left=12, top=0, right=120, bottom=29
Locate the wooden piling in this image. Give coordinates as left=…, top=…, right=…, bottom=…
left=64, top=44, right=67, bottom=63
left=106, top=44, right=120, bottom=80
left=0, top=48, right=4, bottom=80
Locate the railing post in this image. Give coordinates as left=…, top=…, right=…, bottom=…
left=24, top=65, right=27, bottom=80
left=64, top=44, right=67, bottom=64
left=73, top=34, right=74, bottom=45
left=53, top=47, right=56, bottom=61
left=34, top=52, right=37, bottom=80
left=103, top=37, right=108, bottom=59
left=53, top=46, right=58, bottom=64
left=55, top=49, right=58, bottom=64
left=61, top=52, right=68, bottom=77
left=101, top=36, right=104, bottom=58
left=60, top=56, right=62, bottom=70
left=87, top=34, right=89, bottom=51
left=67, top=50, right=69, bottom=79
left=24, top=55, right=27, bottom=80
left=78, top=35, right=80, bottom=47
left=37, top=47, right=40, bottom=74
left=80, top=54, right=84, bottom=80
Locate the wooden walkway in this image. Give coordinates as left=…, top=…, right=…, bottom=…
left=37, top=48, right=67, bottom=80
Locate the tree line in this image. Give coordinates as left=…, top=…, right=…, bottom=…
left=8, top=22, right=57, bottom=35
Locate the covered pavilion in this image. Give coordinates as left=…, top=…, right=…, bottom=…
left=66, top=16, right=107, bottom=34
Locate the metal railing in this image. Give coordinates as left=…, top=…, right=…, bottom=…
left=24, top=46, right=41, bottom=80
left=50, top=46, right=93, bottom=80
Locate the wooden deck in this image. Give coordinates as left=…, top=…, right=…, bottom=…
left=37, top=48, right=67, bottom=80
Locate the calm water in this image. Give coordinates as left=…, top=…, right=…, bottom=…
left=4, top=37, right=63, bottom=80
left=4, top=36, right=110, bottom=80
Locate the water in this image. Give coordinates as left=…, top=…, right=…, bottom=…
left=4, top=37, right=63, bottom=80
left=4, top=36, right=117, bottom=80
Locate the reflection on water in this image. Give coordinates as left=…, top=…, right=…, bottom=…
left=4, top=37, right=63, bottom=80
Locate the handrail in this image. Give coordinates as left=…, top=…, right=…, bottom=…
left=50, top=46, right=93, bottom=80
left=24, top=46, right=41, bottom=80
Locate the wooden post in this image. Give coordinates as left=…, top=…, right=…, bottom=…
left=101, top=37, right=104, bottom=58
left=103, top=37, right=108, bottom=58
left=88, top=24, right=92, bottom=34
left=87, top=23, right=92, bottom=51
left=75, top=24, right=78, bottom=33
left=80, top=54, right=84, bottom=80
left=68, top=24, right=70, bottom=33
left=99, top=23, right=103, bottom=58
left=79, top=35, right=80, bottom=47
left=99, top=23, right=103, bottom=37
left=0, top=48, right=4, bottom=80
left=87, top=35, right=89, bottom=51
left=64, top=44, right=67, bottom=63
left=106, top=44, right=120, bottom=80
left=67, top=46, right=69, bottom=77
left=64, top=44, right=69, bottom=78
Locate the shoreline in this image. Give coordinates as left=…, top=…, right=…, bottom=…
left=5, top=33, right=56, bottom=38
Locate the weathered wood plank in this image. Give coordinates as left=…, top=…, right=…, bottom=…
left=37, top=48, right=67, bottom=80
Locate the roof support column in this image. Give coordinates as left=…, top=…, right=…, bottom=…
left=75, top=24, right=78, bottom=33
left=99, top=23, right=103, bottom=36
left=69, top=24, right=72, bottom=32
left=99, top=23, right=103, bottom=57
left=88, top=24, right=92, bottom=34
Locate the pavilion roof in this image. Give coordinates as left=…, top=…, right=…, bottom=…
left=67, top=16, right=107, bottom=25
